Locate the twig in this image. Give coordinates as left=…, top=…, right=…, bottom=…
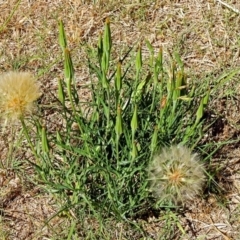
left=216, top=0, right=240, bottom=14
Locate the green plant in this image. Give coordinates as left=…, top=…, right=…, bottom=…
left=39, top=18, right=210, bottom=216
left=0, top=19, right=212, bottom=236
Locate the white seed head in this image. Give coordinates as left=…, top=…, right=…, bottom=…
left=148, top=145, right=205, bottom=204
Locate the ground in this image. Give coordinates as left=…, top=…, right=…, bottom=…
left=1, top=0, right=240, bottom=239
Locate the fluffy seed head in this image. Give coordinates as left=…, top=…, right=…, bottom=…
left=148, top=145, right=205, bottom=204
left=0, top=71, right=41, bottom=121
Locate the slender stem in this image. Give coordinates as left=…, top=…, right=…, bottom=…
left=107, top=88, right=110, bottom=129
left=20, top=116, right=40, bottom=168
left=6, top=127, right=15, bottom=168
left=67, top=83, right=83, bottom=134
left=116, top=135, right=119, bottom=169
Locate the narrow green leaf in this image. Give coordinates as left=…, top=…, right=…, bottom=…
left=195, top=98, right=204, bottom=125
left=189, top=85, right=195, bottom=98
left=102, top=71, right=108, bottom=89
left=98, top=31, right=103, bottom=62
left=56, top=131, right=62, bottom=143
left=131, top=104, right=138, bottom=134
left=151, top=126, right=158, bottom=154
left=196, top=90, right=210, bottom=125
left=145, top=39, right=154, bottom=55
left=64, top=48, right=74, bottom=87
left=157, top=46, right=163, bottom=67
left=42, top=127, right=49, bottom=154
left=115, top=62, right=122, bottom=91
left=174, top=52, right=184, bottom=71
left=103, top=18, right=112, bottom=53
left=57, top=79, right=65, bottom=104
left=115, top=105, right=123, bottom=137
left=203, top=88, right=210, bottom=105
left=102, top=18, right=111, bottom=73
left=101, top=51, right=107, bottom=73
left=59, top=20, right=67, bottom=51
left=132, top=73, right=151, bottom=102
left=178, top=96, right=192, bottom=101
left=136, top=44, right=142, bottom=74
left=173, top=71, right=186, bottom=101
left=145, top=39, right=154, bottom=66
left=131, top=141, right=138, bottom=159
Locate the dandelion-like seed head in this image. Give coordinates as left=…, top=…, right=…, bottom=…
left=0, top=71, right=41, bottom=122
left=148, top=145, right=206, bottom=204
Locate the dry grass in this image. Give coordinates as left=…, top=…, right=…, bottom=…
left=1, top=0, right=240, bottom=239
